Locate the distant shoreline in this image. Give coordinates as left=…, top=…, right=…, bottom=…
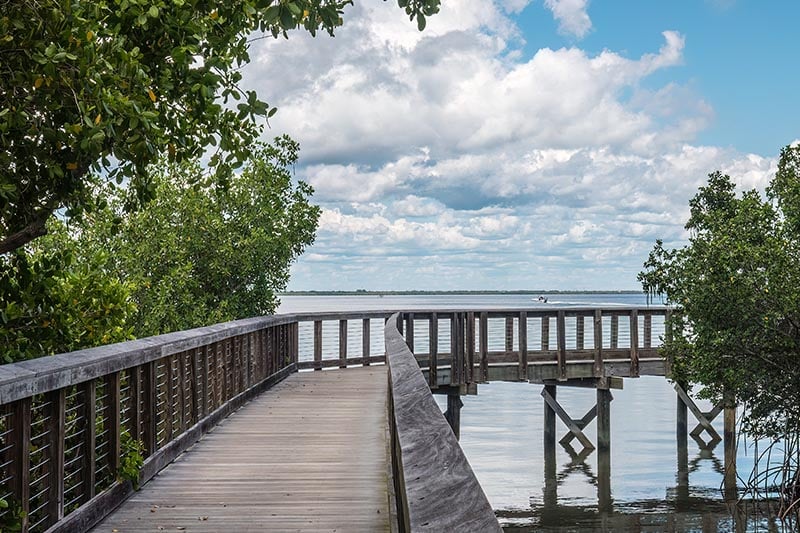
left=280, top=290, right=643, bottom=296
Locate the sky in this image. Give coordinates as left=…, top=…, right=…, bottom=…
left=243, top=0, right=800, bottom=291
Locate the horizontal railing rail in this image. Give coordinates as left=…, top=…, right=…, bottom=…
left=385, top=313, right=501, bottom=532
left=0, top=305, right=668, bottom=532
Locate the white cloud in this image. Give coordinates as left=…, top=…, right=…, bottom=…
left=236, top=1, right=780, bottom=290
left=544, top=0, right=592, bottom=39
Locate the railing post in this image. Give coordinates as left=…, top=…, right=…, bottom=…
left=142, top=361, right=157, bottom=457
left=576, top=315, right=584, bottom=350
left=518, top=311, right=527, bottom=381
left=405, top=313, right=414, bottom=352
left=313, top=320, right=322, bottom=371
left=292, top=322, right=300, bottom=365
left=593, top=310, right=603, bottom=377
left=339, top=319, right=348, bottom=369
left=541, top=316, right=550, bottom=352
left=246, top=333, right=254, bottom=388
left=43, top=388, right=66, bottom=526
left=105, top=372, right=121, bottom=483
left=165, top=356, right=174, bottom=442
left=10, top=398, right=31, bottom=531
left=643, top=313, right=652, bottom=349
left=429, top=313, right=438, bottom=388
left=557, top=311, right=566, bottom=380
left=450, top=314, right=460, bottom=386
left=201, top=346, right=211, bottom=416
left=129, top=366, right=141, bottom=439
left=466, top=312, right=475, bottom=383
left=504, top=317, right=514, bottom=354
left=177, top=354, right=187, bottom=434
left=630, top=310, right=639, bottom=377
left=479, top=312, right=489, bottom=383
left=362, top=319, right=371, bottom=366
left=610, top=315, right=619, bottom=349
left=81, top=380, right=97, bottom=503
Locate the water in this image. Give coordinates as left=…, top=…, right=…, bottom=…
left=278, top=293, right=786, bottom=531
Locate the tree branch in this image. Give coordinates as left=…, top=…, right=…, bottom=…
left=0, top=212, right=51, bottom=254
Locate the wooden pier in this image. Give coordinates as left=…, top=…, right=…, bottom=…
left=91, top=366, right=392, bottom=532
left=0, top=305, right=737, bottom=532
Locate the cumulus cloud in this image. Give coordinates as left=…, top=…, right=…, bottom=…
left=544, top=0, right=593, bottom=39
left=239, top=1, right=778, bottom=290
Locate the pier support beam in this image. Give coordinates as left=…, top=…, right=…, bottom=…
left=596, top=387, right=612, bottom=511
left=723, top=392, right=737, bottom=500
left=676, top=381, right=689, bottom=502
left=541, top=380, right=614, bottom=512
left=543, top=384, right=557, bottom=464
left=444, top=394, right=463, bottom=440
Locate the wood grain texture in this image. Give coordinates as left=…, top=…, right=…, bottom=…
left=90, top=367, right=391, bottom=533
left=385, top=314, right=501, bottom=533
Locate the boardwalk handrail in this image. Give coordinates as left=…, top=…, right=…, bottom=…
left=0, top=305, right=668, bottom=532
left=385, top=313, right=501, bottom=532
left=0, top=316, right=299, bottom=533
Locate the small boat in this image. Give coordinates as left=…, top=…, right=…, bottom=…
left=535, top=295, right=549, bottom=303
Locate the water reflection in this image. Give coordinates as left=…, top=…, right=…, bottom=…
left=504, top=435, right=778, bottom=532
left=452, top=379, right=788, bottom=532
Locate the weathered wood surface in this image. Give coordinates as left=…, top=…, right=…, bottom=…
left=385, top=314, right=501, bottom=533
left=90, top=367, right=391, bottom=533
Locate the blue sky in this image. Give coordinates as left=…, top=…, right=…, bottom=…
left=244, top=0, right=798, bottom=291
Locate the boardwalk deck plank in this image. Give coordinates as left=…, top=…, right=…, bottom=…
left=91, top=367, right=390, bottom=533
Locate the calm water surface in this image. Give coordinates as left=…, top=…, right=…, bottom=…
left=278, top=293, right=785, bottom=532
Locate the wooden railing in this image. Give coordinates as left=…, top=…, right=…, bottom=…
left=0, top=306, right=668, bottom=532
left=293, top=307, right=669, bottom=384
left=385, top=313, right=501, bottom=532
left=0, top=316, right=299, bottom=533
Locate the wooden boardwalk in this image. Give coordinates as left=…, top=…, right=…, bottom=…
left=91, top=366, right=391, bottom=532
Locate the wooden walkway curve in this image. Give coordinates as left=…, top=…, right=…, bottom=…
left=90, top=366, right=391, bottom=532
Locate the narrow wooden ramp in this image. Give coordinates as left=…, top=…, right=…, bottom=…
left=92, top=366, right=391, bottom=532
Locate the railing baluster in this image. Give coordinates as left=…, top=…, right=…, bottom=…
left=10, top=398, right=31, bottom=527
left=405, top=313, right=414, bottom=352
left=518, top=311, right=527, bottom=381
left=479, top=313, right=488, bottom=383
left=541, top=316, right=550, bottom=352
left=429, top=313, right=438, bottom=388
left=610, top=315, right=619, bottom=349
left=594, top=310, right=603, bottom=377
left=224, top=339, right=232, bottom=401
left=458, top=313, right=466, bottom=384
left=450, top=314, right=459, bottom=386
left=466, top=312, right=475, bottom=384
left=165, top=356, right=174, bottom=442
left=143, top=361, right=157, bottom=457
left=557, top=311, right=566, bottom=380
left=504, top=317, right=514, bottom=353
left=44, top=388, right=66, bottom=527
left=339, top=319, right=348, bottom=369
left=81, top=380, right=97, bottom=502
left=202, top=346, right=210, bottom=417
left=630, top=310, right=639, bottom=377
left=644, top=314, right=652, bottom=349
left=105, top=372, right=121, bottom=484
left=178, top=353, right=187, bottom=433
left=362, top=319, right=371, bottom=366
left=313, top=320, right=322, bottom=371
left=129, top=366, right=141, bottom=441
left=576, top=315, right=584, bottom=350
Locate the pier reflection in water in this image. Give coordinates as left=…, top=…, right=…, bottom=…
left=449, top=377, right=786, bottom=532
